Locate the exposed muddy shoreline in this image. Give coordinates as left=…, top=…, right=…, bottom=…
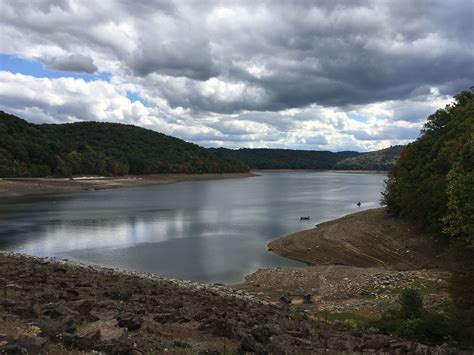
left=234, top=208, right=452, bottom=319
left=0, top=172, right=257, bottom=198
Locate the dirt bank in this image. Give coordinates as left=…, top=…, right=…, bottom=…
left=0, top=173, right=256, bottom=198
left=234, top=208, right=452, bottom=320
left=0, top=253, right=461, bottom=354
left=268, top=208, right=447, bottom=270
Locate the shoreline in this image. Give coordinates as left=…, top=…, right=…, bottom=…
left=0, top=208, right=464, bottom=352
left=0, top=251, right=459, bottom=354
left=0, top=172, right=257, bottom=198
left=253, top=169, right=388, bottom=174
left=266, top=208, right=446, bottom=270
left=233, top=207, right=452, bottom=320
left=0, top=170, right=388, bottom=198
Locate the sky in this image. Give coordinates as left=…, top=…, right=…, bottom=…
left=0, top=1, right=473, bottom=152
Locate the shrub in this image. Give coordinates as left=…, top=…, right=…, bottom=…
left=399, top=288, right=423, bottom=318
left=368, top=288, right=452, bottom=343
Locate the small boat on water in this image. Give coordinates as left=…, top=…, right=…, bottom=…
left=300, top=216, right=310, bottom=220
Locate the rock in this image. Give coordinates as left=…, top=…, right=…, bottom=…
left=104, top=288, right=131, bottom=301
left=153, top=313, right=175, bottom=324
left=193, top=310, right=209, bottom=321
left=42, top=303, right=78, bottom=319
left=294, top=337, right=313, bottom=347
left=302, top=294, right=312, bottom=304
left=53, top=266, right=67, bottom=273
left=66, top=288, right=80, bottom=297
left=117, top=313, right=144, bottom=331
left=199, top=318, right=234, bottom=338
left=173, top=340, right=191, bottom=348
left=238, top=336, right=257, bottom=354
left=4, top=283, right=23, bottom=298
left=71, top=299, right=93, bottom=315
left=17, top=336, right=47, bottom=353
left=251, top=325, right=274, bottom=344
left=10, top=304, right=38, bottom=318
left=76, top=319, right=128, bottom=343
left=279, top=295, right=292, bottom=304
left=39, top=316, right=77, bottom=337
left=0, top=344, right=28, bottom=354
left=169, top=299, right=184, bottom=309
left=198, top=350, right=220, bottom=355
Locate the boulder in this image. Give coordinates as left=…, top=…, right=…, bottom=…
left=251, top=325, right=274, bottom=344
left=117, top=313, right=144, bottom=331
left=199, top=318, right=234, bottom=338
left=76, top=319, right=128, bottom=343
left=4, top=283, right=23, bottom=298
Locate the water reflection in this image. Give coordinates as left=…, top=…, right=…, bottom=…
left=0, top=171, right=386, bottom=283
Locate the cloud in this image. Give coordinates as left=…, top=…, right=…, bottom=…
left=38, top=54, right=98, bottom=73
left=0, top=1, right=471, bottom=150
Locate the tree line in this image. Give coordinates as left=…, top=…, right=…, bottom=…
left=0, top=112, right=249, bottom=177
left=382, top=89, right=473, bottom=246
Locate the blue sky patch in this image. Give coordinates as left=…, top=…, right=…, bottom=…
left=0, top=53, right=111, bottom=81
left=347, top=112, right=367, bottom=123
left=127, top=92, right=149, bottom=107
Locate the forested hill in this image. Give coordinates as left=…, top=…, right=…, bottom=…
left=383, top=89, right=473, bottom=245
left=334, top=145, right=404, bottom=171
left=213, top=148, right=362, bottom=169
left=213, top=147, right=404, bottom=170
left=1, top=111, right=405, bottom=178
left=0, top=111, right=249, bottom=177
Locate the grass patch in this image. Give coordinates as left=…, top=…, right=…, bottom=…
left=307, top=310, right=373, bottom=329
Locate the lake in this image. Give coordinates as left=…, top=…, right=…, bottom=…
left=0, top=171, right=386, bottom=283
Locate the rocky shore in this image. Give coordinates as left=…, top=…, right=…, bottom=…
left=0, top=252, right=462, bottom=354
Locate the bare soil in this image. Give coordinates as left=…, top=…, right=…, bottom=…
left=268, top=208, right=447, bottom=270
left=234, top=208, right=452, bottom=319
left=0, top=173, right=256, bottom=198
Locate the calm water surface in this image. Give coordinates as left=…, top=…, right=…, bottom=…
left=0, top=171, right=386, bottom=283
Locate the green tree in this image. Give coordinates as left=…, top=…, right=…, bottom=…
left=399, top=288, right=423, bottom=319
left=382, top=89, right=474, bottom=245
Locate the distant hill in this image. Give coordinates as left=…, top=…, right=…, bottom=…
left=0, top=111, right=249, bottom=177
left=213, top=147, right=403, bottom=171
left=213, top=148, right=362, bottom=170
left=334, top=145, right=405, bottom=171
left=1, top=111, right=405, bottom=178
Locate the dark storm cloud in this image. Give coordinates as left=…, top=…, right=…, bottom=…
left=38, top=54, right=98, bottom=73
left=2, top=0, right=472, bottom=113
left=129, top=41, right=219, bottom=80
left=133, top=0, right=473, bottom=113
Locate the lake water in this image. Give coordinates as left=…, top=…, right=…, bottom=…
left=0, top=171, right=386, bottom=283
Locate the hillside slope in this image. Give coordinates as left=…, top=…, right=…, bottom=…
left=383, top=89, right=474, bottom=243
left=214, top=148, right=361, bottom=169
left=0, top=112, right=249, bottom=177
left=334, top=145, right=404, bottom=171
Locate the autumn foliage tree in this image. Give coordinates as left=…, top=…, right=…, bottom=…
left=382, top=89, right=474, bottom=246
